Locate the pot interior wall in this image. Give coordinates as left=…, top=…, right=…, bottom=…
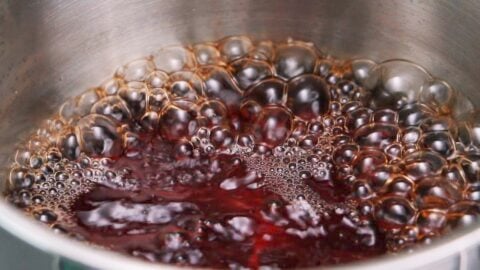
left=0, top=2, right=480, bottom=268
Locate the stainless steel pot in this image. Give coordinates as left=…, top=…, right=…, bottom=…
left=1, top=0, right=480, bottom=269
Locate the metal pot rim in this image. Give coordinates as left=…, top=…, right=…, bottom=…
left=0, top=199, right=478, bottom=270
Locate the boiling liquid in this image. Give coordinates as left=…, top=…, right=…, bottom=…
left=5, top=36, right=480, bottom=269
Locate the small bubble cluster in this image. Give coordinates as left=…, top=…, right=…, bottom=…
left=4, top=36, right=480, bottom=268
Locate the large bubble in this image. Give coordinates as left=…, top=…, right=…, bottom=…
left=366, top=60, right=432, bottom=110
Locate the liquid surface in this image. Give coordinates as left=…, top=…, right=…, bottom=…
left=5, top=36, right=480, bottom=269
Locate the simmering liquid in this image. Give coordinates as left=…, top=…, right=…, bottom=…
left=5, top=36, right=480, bottom=269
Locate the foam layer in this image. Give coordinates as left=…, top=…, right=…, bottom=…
left=4, top=36, right=480, bottom=268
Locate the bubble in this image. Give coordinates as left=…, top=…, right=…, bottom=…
left=342, top=101, right=362, bottom=113
left=457, top=111, right=480, bottom=151
left=459, top=154, right=480, bottom=186
left=116, top=58, right=155, bottom=82
left=337, top=80, right=357, bottom=97
left=367, top=60, right=432, bottom=109
left=40, top=165, right=54, bottom=175
left=416, top=209, right=447, bottom=235
left=252, top=105, right=292, bottom=147
left=443, top=164, right=466, bottom=187
left=274, top=43, right=317, bottom=79
left=169, top=71, right=204, bottom=101
left=231, top=59, right=272, bottom=90
left=465, top=185, right=480, bottom=201
left=59, top=99, right=79, bottom=123
left=45, top=149, right=62, bottom=163
left=420, top=131, right=455, bottom=157
left=55, top=171, right=69, bottom=182
left=415, top=176, right=461, bottom=209
left=373, top=109, right=398, bottom=124
left=121, top=131, right=139, bottom=153
left=385, top=143, right=403, bottom=160
left=118, top=83, right=147, bottom=119
left=288, top=120, right=307, bottom=139
left=420, top=80, right=456, bottom=114
left=14, top=149, right=32, bottom=167
left=196, top=66, right=242, bottom=110
left=158, top=104, right=198, bottom=141
left=147, top=88, right=169, bottom=112
left=29, top=155, right=43, bottom=169
left=76, top=89, right=104, bottom=117
left=218, top=36, right=253, bottom=62
left=249, top=40, right=274, bottom=61
left=102, top=77, right=124, bottom=96
left=452, top=93, right=475, bottom=119
left=91, top=96, right=132, bottom=122
left=457, top=122, right=472, bottom=150
left=32, top=195, right=44, bottom=205
left=401, top=127, right=422, bottom=145
left=316, top=59, right=333, bottom=78
left=33, top=209, right=58, bottom=224
left=299, top=135, right=317, bottom=149
left=210, top=127, right=234, bottom=149
left=244, top=78, right=286, bottom=106
left=399, top=103, right=435, bottom=127
left=138, top=113, right=158, bottom=133
left=153, top=46, right=196, bottom=73
left=238, top=101, right=261, bottom=125
left=9, top=167, right=34, bottom=190
left=51, top=224, right=68, bottom=234
left=421, top=116, right=457, bottom=135
left=141, top=71, right=166, bottom=89
left=173, top=140, right=194, bottom=159
left=199, top=100, right=229, bottom=127
left=447, top=201, right=480, bottom=228
left=287, top=74, right=330, bottom=120
left=354, top=123, right=399, bottom=149
left=238, top=134, right=254, bottom=148
left=56, top=131, right=80, bottom=160
left=75, top=114, right=124, bottom=157
left=346, top=107, right=372, bottom=130
left=404, top=151, right=446, bottom=181
left=333, top=144, right=359, bottom=165
left=308, top=121, right=324, bottom=135
left=351, top=59, right=377, bottom=87
left=193, top=43, right=222, bottom=66
left=376, top=196, right=415, bottom=229
left=352, top=180, right=373, bottom=200
left=385, top=176, right=415, bottom=196
left=353, top=150, right=387, bottom=177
